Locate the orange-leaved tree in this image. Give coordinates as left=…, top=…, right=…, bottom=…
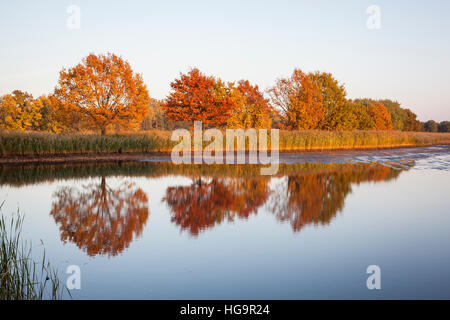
left=227, top=80, right=272, bottom=129
left=163, top=68, right=235, bottom=127
left=53, top=53, right=150, bottom=134
left=367, top=102, right=393, bottom=130
left=268, top=68, right=324, bottom=130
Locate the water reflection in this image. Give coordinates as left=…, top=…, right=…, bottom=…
left=269, top=165, right=398, bottom=232
left=0, top=161, right=407, bottom=255
left=163, top=178, right=270, bottom=235
left=163, top=165, right=402, bottom=235
left=50, top=176, right=149, bottom=256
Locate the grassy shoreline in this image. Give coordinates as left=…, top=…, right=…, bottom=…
left=0, top=130, right=449, bottom=164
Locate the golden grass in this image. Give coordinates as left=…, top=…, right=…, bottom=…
left=0, top=130, right=449, bottom=157
left=278, top=130, right=450, bottom=150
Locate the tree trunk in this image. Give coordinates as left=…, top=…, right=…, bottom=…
left=101, top=176, right=106, bottom=196
left=101, top=128, right=106, bottom=135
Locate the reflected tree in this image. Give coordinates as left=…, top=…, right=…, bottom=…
left=42, top=163, right=406, bottom=240
left=270, top=174, right=350, bottom=231
left=163, top=178, right=270, bottom=236
left=50, top=177, right=149, bottom=256
left=163, top=164, right=402, bottom=235
left=269, top=165, right=399, bottom=232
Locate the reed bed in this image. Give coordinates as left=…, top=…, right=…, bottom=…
left=0, top=130, right=173, bottom=156
left=0, top=209, right=68, bottom=300
left=0, top=130, right=449, bottom=157
left=278, top=130, right=450, bottom=150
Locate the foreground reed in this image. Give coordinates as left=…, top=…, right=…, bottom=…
left=0, top=208, right=69, bottom=300
left=0, top=130, right=449, bottom=157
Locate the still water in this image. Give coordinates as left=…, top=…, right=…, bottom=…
left=1, top=145, right=450, bottom=299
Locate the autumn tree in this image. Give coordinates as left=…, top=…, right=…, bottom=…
left=308, top=71, right=348, bottom=130
left=227, top=80, right=272, bottom=129
left=349, top=101, right=375, bottom=130
left=423, top=120, right=438, bottom=132
left=0, top=90, right=42, bottom=131
left=163, top=68, right=235, bottom=127
left=403, top=108, right=422, bottom=131
left=353, top=98, right=424, bottom=132
left=0, top=91, right=65, bottom=133
left=268, top=69, right=324, bottom=130
left=367, top=102, right=393, bottom=130
left=53, top=53, right=150, bottom=134
left=34, top=95, right=64, bottom=133
left=140, top=98, right=183, bottom=130
left=143, top=98, right=165, bottom=130
left=269, top=108, right=283, bottom=129
left=377, top=99, right=407, bottom=131
left=0, top=94, right=21, bottom=131
left=438, top=121, right=450, bottom=132
left=316, top=100, right=360, bottom=131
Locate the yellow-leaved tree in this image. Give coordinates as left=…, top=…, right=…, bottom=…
left=0, top=90, right=42, bottom=131
left=227, top=80, right=272, bottom=129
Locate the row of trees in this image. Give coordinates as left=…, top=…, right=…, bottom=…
left=163, top=68, right=448, bottom=132
left=422, top=120, right=450, bottom=133
left=0, top=53, right=448, bottom=134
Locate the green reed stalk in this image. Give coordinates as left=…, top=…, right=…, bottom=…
left=0, top=206, right=69, bottom=300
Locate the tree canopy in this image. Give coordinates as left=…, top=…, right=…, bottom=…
left=227, top=80, right=272, bottom=129
left=269, top=68, right=324, bottom=129
left=423, top=120, right=439, bottom=132
left=53, top=53, right=150, bottom=134
left=438, top=121, right=450, bottom=132
left=163, top=68, right=235, bottom=127
left=308, top=71, right=347, bottom=130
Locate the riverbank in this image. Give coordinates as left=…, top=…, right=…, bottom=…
left=1, top=130, right=449, bottom=164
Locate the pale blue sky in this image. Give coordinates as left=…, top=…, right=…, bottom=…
left=1, top=0, right=449, bottom=121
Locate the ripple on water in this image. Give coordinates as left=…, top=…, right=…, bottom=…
left=349, top=146, right=450, bottom=171
left=279, top=145, right=450, bottom=171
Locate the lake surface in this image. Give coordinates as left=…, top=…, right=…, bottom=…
left=1, top=145, right=450, bottom=299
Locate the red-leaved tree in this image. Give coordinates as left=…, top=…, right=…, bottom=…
left=163, top=68, right=235, bottom=127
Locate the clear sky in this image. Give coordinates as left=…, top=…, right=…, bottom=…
left=1, top=0, right=449, bottom=121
